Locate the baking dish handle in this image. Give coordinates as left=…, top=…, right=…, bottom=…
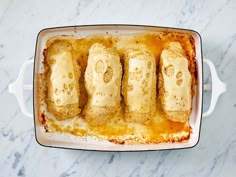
left=203, top=58, right=227, bottom=117
left=8, top=59, right=34, bottom=118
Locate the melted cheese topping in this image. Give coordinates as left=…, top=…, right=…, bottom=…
left=161, top=44, right=192, bottom=111
left=127, top=58, right=153, bottom=113
left=86, top=43, right=121, bottom=107
left=50, top=52, right=78, bottom=106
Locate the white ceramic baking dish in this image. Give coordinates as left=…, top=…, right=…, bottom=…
left=8, top=25, right=227, bottom=151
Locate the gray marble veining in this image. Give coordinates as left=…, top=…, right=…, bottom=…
left=1, top=0, right=236, bottom=176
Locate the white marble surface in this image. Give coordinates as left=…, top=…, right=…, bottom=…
left=0, top=0, right=236, bottom=176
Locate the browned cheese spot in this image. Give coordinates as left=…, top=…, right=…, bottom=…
left=127, top=84, right=133, bottom=92
left=95, top=60, right=105, bottom=74
left=164, top=65, right=175, bottom=77
left=56, top=99, right=61, bottom=104
left=69, top=84, right=74, bottom=91
left=176, top=71, right=183, bottom=79
left=103, top=66, right=113, bottom=83
left=68, top=72, right=73, bottom=79
left=55, top=88, right=59, bottom=95
left=176, top=79, right=183, bottom=86
left=130, top=67, right=143, bottom=81
left=147, top=61, right=152, bottom=69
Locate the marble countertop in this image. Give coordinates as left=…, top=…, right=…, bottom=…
left=1, top=0, right=236, bottom=176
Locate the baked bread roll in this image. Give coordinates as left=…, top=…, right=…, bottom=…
left=159, top=42, right=192, bottom=123
left=46, top=40, right=81, bottom=120
left=122, top=46, right=156, bottom=124
left=83, top=43, right=122, bottom=125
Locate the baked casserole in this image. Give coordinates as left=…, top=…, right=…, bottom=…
left=38, top=30, right=197, bottom=144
